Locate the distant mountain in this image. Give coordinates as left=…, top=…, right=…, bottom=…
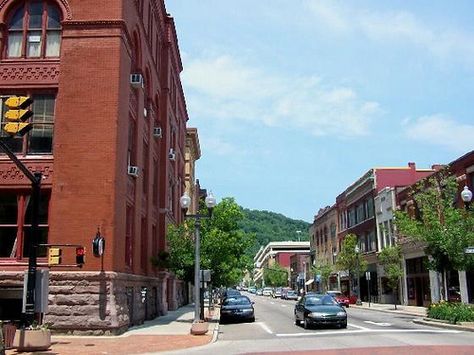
left=239, top=208, right=311, bottom=257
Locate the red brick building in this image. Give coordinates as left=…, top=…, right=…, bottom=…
left=0, top=0, right=191, bottom=333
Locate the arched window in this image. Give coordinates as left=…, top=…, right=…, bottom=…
left=6, top=0, right=61, bottom=58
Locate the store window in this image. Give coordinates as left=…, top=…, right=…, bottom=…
left=0, top=191, right=50, bottom=259
left=6, top=0, right=61, bottom=59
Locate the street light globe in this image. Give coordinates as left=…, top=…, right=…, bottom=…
left=354, top=245, right=360, bottom=253
left=461, top=186, right=473, bottom=203
left=205, top=191, right=217, bottom=209
left=179, top=192, right=191, bottom=210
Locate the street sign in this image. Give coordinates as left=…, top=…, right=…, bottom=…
left=464, top=247, right=474, bottom=254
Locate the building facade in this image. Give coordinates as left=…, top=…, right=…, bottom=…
left=0, top=0, right=193, bottom=334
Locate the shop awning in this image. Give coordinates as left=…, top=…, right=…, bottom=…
left=305, top=279, right=314, bottom=286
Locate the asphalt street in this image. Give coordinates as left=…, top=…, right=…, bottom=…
left=161, top=292, right=474, bottom=355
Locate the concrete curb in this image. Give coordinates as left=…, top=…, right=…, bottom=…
left=413, top=318, right=474, bottom=332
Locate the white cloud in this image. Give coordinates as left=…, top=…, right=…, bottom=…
left=304, top=0, right=474, bottom=66
left=183, top=55, right=380, bottom=138
left=403, top=114, right=474, bottom=152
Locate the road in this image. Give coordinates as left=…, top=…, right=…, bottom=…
left=164, top=292, right=474, bottom=355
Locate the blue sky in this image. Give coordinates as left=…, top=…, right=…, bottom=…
left=166, top=0, right=474, bottom=223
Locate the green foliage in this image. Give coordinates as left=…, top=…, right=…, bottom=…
left=336, top=234, right=367, bottom=276
left=263, top=264, right=288, bottom=286
left=379, top=245, right=403, bottom=306
left=166, top=197, right=256, bottom=287
left=394, top=171, right=474, bottom=272
left=428, top=301, right=474, bottom=324
left=239, top=209, right=310, bottom=256
left=311, top=263, right=333, bottom=291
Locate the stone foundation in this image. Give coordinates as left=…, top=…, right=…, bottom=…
left=0, top=270, right=189, bottom=335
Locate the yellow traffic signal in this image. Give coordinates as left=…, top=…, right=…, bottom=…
left=2, top=96, right=33, bottom=136
left=48, top=247, right=62, bottom=265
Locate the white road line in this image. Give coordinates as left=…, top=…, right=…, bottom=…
left=275, top=329, right=462, bottom=337
left=281, top=304, right=287, bottom=308
left=364, top=321, right=391, bottom=327
left=257, top=322, right=273, bottom=334
left=348, top=323, right=370, bottom=330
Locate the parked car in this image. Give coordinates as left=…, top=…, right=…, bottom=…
left=220, top=288, right=241, bottom=304
left=294, top=293, right=347, bottom=329
left=248, top=286, right=257, bottom=294
left=262, top=287, right=273, bottom=296
left=220, top=295, right=255, bottom=324
left=256, top=288, right=263, bottom=296
left=272, top=287, right=283, bottom=298
left=285, top=290, right=298, bottom=300
left=326, top=290, right=350, bottom=307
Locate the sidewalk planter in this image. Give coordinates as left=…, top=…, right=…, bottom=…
left=12, top=329, right=51, bottom=352
left=190, top=320, right=209, bottom=335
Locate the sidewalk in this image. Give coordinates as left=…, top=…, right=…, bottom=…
left=5, top=304, right=219, bottom=355
left=352, top=301, right=474, bottom=332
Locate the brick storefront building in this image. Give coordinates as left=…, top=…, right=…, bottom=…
left=0, top=0, right=193, bottom=334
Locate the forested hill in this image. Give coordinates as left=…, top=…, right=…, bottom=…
left=239, top=208, right=311, bottom=257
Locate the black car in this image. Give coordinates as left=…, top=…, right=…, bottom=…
left=219, top=288, right=241, bottom=304
left=294, top=294, right=347, bottom=329
left=220, top=295, right=255, bottom=324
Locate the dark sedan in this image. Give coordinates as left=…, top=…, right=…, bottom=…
left=294, top=294, right=347, bottom=329
left=220, top=295, right=255, bottom=324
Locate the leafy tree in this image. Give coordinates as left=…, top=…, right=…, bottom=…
left=394, top=171, right=474, bottom=299
left=311, top=263, right=333, bottom=292
left=378, top=245, right=403, bottom=309
left=335, top=233, right=367, bottom=297
left=263, top=264, right=288, bottom=287
left=163, top=197, right=256, bottom=288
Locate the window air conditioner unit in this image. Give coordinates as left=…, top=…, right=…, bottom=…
left=168, top=148, right=176, bottom=161
left=127, top=165, right=139, bottom=177
left=130, top=74, right=144, bottom=88
left=153, top=127, right=162, bottom=138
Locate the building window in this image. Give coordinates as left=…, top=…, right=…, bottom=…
left=6, top=0, right=61, bottom=59
left=0, top=94, right=55, bottom=154
left=0, top=191, right=50, bottom=259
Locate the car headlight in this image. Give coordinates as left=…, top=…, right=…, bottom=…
left=309, top=312, right=324, bottom=318
left=337, top=311, right=347, bottom=317
left=242, top=308, right=253, bottom=312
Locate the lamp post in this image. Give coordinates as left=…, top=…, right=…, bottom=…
left=180, top=191, right=216, bottom=325
left=303, top=261, right=306, bottom=294
left=296, top=230, right=302, bottom=242
left=461, top=185, right=473, bottom=211
left=354, top=245, right=362, bottom=305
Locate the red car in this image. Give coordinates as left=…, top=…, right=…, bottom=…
left=327, top=291, right=350, bottom=307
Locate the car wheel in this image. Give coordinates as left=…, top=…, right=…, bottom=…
left=303, top=317, right=310, bottom=329
left=340, top=321, right=347, bottom=328
left=250, top=317, right=255, bottom=322
left=294, top=314, right=300, bottom=326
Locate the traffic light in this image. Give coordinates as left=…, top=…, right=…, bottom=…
left=76, top=247, right=85, bottom=267
left=2, top=96, right=33, bottom=136
left=48, top=247, right=62, bottom=265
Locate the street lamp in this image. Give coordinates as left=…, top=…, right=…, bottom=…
left=180, top=190, right=216, bottom=326
left=303, top=261, right=306, bottom=294
left=461, top=185, right=473, bottom=210
left=296, top=230, right=302, bottom=242
left=333, top=251, right=341, bottom=291
left=354, top=245, right=362, bottom=305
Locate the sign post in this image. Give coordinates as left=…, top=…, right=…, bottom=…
left=365, top=271, right=371, bottom=307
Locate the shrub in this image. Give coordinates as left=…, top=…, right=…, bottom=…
left=428, top=301, right=474, bottom=324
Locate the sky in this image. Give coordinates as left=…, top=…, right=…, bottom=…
left=165, top=0, right=474, bottom=223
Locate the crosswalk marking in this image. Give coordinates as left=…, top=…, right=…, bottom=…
left=257, top=322, right=273, bottom=334
left=276, top=329, right=462, bottom=337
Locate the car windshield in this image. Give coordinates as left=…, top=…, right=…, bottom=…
left=288, top=291, right=296, bottom=295
left=223, top=297, right=252, bottom=306
left=305, top=295, right=337, bottom=306
left=328, top=291, right=342, bottom=296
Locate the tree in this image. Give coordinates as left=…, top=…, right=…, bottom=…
left=394, top=171, right=474, bottom=300
left=163, top=197, right=256, bottom=288
left=263, top=264, right=288, bottom=287
left=336, top=234, right=368, bottom=297
left=378, top=245, right=403, bottom=309
left=311, top=263, right=333, bottom=292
